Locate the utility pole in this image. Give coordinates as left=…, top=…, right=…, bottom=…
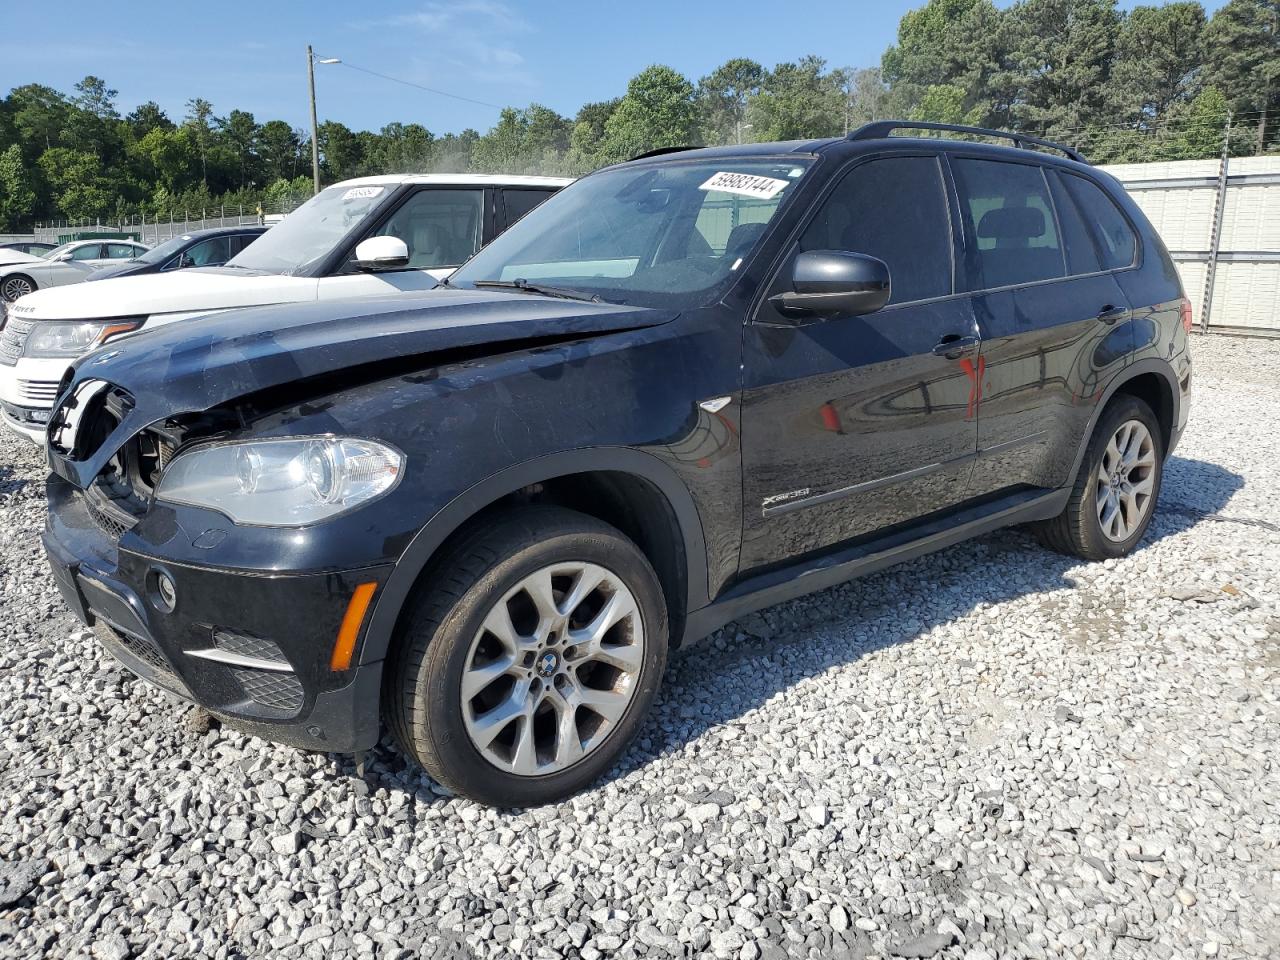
left=1200, top=111, right=1232, bottom=333
left=308, top=45, right=321, bottom=195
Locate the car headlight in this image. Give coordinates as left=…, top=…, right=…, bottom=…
left=23, top=319, right=143, bottom=358
left=155, top=437, right=403, bottom=526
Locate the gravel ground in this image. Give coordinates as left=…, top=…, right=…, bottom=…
left=1, top=334, right=1277, bottom=960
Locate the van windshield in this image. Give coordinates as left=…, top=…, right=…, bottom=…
left=449, top=158, right=813, bottom=308
left=226, top=184, right=388, bottom=275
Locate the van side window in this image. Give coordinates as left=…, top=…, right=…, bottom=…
left=1047, top=172, right=1103, bottom=276
left=1060, top=173, right=1137, bottom=270
left=952, top=158, right=1065, bottom=290
left=800, top=156, right=952, bottom=304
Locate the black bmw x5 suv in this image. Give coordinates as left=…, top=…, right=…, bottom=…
left=44, top=122, right=1191, bottom=806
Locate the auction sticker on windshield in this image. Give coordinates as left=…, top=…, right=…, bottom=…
left=342, top=186, right=385, bottom=201
left=699, top=171, right=789, bottom=199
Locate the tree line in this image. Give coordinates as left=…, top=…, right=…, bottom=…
left=0, top=0, right=1275, bottom=230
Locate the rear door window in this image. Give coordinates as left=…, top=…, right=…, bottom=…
left=1060, top=173, right=1137, bottom=269
left=106, top=243, right=138, bottom=259
left=501, top=189, right=555, bottom=229
left=799, top=155, right=953, bottom=304
left=951, top=158, right=1066, bottom=290
left=230, top=233, right=261, bottom=256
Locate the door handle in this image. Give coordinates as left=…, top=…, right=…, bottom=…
left=1096, top=304, right=1130, bottom=325
left=932, top=334, right=979, bottom=360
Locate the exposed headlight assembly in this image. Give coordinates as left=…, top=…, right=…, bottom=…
left=23, top=319, right=144, bottom=358
left=155, top=437, right=403, bottom=526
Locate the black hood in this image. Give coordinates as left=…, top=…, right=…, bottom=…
left=49, top=289, right=675, bottom=487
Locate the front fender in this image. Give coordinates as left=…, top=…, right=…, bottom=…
left=357, top=446, right=710, bottom=666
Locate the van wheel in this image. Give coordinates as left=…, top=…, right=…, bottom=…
left=1035, top=395, right=1163, bottom=561
left=1, top=275, right=35, bottom=301
left=385, top=506, right=668, bottom=807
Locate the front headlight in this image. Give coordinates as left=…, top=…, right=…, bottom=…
left=155, top=437, right=403, bottom=526
left=24, top=319, right=143, bottom=358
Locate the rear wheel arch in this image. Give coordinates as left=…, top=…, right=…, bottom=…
left=1067, top=359, right=1179, bottom=484
left=360, top=448, right=708, bottom=666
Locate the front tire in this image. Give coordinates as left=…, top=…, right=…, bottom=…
left=1, top=275, right=35, bottom=302
left=1035, top=395, right=1164, bottom=560
left=385, top=506, right=668, bottom=807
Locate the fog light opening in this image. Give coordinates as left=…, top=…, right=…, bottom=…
left=151, top=570, right=178, bottom=613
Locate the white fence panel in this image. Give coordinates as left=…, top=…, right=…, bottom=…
left=1102, top=155, right=1280, bottom=335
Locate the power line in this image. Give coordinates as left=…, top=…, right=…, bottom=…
left=326, top=60, right=505, bottom=112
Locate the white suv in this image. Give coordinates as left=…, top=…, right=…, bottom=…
left=0, top=173, right=570, bottom=443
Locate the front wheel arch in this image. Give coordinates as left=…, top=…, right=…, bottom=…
left=360, top=448, right=708, bottom=667
left=1, top=274, right=36, bottom=301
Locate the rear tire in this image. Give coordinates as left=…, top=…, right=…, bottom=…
left=385, top=506, right=668, bottom=807
left=1035, top=395, right=1164, bottom=560
left=1, top=275, right=35, bottom=302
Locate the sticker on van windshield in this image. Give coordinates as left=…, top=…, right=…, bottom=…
left=342, top=186, right=385, bottom=201
left=699, top=171, right=789, bottom=199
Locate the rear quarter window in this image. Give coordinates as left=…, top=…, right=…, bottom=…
left=1060, top=173, right=1137, bottom=270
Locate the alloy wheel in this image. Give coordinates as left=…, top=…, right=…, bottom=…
left=461, top=561, right=645, bottom=776
left=1095, top=418, right=1157, bottom=542
left=1, top=277, right=33, bottom=302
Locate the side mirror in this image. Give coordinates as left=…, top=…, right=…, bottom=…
left=353, top=236, right=410, bottom=272
left=54, top=253, right=73, bottom=262
left=769, top=250, right=891, bottom=320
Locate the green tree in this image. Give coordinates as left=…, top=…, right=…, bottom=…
left=125, top=102, right=173, bottom=138
left=372, top=122, right=434, bottom=173
left=9, top=84, right=70, bottom=155
left=601, top=66, right=698, bottom=163
left=216, top=109, right=261, bottom=187
left=318, top=120, right=364, bottom=180
left=882, top=0, right=1016, bottom=125
left=913, top=84, right=973, bottom=123
left=831, top=66, right=889, bottom=134
left=65, top=76, right=120, bottom=159
left=697, top=58, right=766, bottom=144
left=257, top=120, right=302, bottom=181
left=38, top=147, right=113, bottom=220
left=184, top=97, right=214, bottom=185
left=1109, top=3, right=1206, bottom=127
left=134, top=126, right=198, bottom=193
left=1202, top=0, right=1280, bottom=152
left=565, top=99, right=619, bottom=173
left=1007, top=0, right=1123, bottom=137
left=748, top=56, right=841, bottom=141
left=0, top=144, right=37, bottom=229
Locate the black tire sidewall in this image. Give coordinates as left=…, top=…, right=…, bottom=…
left=1078, top=396, right=1164, bottom=558
left=413, top=519, right=667, bottom=807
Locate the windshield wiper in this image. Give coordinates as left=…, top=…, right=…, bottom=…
left=472, top=278, right=601, bottom=303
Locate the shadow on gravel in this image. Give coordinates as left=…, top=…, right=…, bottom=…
left=342, top=455, right=1244, bottom=805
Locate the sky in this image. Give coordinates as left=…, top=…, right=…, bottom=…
left=2, top=0, right=1229, bottom=137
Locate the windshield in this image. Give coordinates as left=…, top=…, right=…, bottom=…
left=133, top=234, right=195, bottom=265
left=44, top=243, right=79, bottom=259
left=449, top=158, right=813, bottom=308
left=227, top=183, right=388, bottom=274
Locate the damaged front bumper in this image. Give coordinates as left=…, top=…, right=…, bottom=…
left=43, top=474, right=390, bottom=753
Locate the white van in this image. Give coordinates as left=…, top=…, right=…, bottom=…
left=0, top=173, right=570, bottom=443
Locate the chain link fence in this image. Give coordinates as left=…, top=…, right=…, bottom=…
left=30, top=194, right=309, bottom=246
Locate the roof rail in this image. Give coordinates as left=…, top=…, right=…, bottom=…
left=849, top=121, right=1088, bottom=164
left=629, top=145, right=697, bottom=161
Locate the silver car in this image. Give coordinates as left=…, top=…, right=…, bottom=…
left=0, top=239, right=149, bottom=302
